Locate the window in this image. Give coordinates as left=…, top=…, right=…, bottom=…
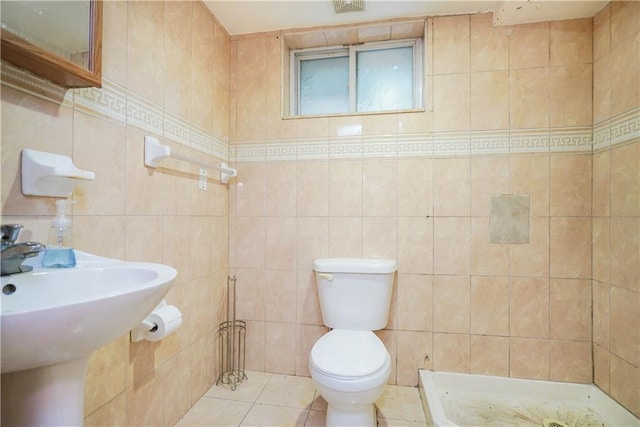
left=290, top=38, right=423, bottom=117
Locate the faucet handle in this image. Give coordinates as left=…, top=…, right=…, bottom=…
left=1, top=224, right=23, bottom=246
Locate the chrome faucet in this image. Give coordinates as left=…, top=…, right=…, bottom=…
left=1, top=224, right=46, bottom=276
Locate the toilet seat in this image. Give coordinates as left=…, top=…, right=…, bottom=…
left=310, top=330, right=389, bottom=379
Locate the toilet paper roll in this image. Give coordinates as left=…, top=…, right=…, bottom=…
left=143, top=305, right=182, bottom=342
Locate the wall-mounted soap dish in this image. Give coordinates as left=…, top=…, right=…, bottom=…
left=21, top=149, right=95, bottom=197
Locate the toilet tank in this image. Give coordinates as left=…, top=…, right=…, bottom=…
left=313, top=258, right=397, bottom=330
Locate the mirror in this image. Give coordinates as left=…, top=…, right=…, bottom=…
left=1, top=1, right=102, bottom=88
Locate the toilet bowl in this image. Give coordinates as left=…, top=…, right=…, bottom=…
left=309, top=330, right=391, bottom=426
left=310, top=258, right=397, bottom=427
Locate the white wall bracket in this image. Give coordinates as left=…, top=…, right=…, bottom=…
left=144, top=136, right=237, bottom=184
left=21, top=149, right=95, bottom=197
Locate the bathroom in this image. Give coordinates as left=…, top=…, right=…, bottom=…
left=0, top=0, right=638, bottom=425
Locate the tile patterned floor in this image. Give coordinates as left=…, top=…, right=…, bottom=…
left=176, top=371, right=427, bottom=426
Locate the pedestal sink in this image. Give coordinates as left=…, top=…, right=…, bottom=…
left=1, top=251, right=177, bottom=426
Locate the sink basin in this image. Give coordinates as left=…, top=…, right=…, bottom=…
left=1, top=250, right=177, bottom=425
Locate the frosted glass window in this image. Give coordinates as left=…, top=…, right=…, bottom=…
left=299, top=56, right=349, bottom=116
left=356, top=46, right=413, bottom=112
left=291, top=38, right=422, bottom=116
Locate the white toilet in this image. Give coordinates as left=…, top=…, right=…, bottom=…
left=309, top=258, right=397, bottom=427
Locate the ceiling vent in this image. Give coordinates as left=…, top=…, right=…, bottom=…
left=333, top=0, right=365, bottom=14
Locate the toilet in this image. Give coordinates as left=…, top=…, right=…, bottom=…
left=309, top=258, right=397, bottom=427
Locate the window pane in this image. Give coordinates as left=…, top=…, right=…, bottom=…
left=299, top=55, right=349, bottom=116
left=356, top=46, right=413, bottom=112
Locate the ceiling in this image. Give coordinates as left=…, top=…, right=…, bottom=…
left=204, top=0, right=609, bottom=36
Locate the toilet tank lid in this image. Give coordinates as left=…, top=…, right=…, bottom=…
left=313, top=258, right=397, bottom=274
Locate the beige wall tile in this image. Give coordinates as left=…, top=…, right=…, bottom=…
left=235, top=268, right=266, bottom=321
left=434, top=217, right=470, bottom=275
left=593, top=281, right=611, bottom=349
left=397, top=217, right=433, bottom=274
left=363, top=217, right=397, bottom=259
left=509, top=67, right=550, bottom=129
left=510, top=338, right=550, bottom=380
left=592, top=150, right=611, bottom=217
left=550, top=18, right=593, bottom=66
left=593, top=56, right=611, bottom=124
left=610, top=142, right=640, bottom=217
left=550, top=340, right=592, bottom=383
left=296, top=271, right=323, bottom=326
left=159, top=349, right=192, bottom=426
left=470, top=335, right=509, bottom=376
left=266, top=161, right=297, bottom=216
left=610, top=33, right=640, bottom=117
left=550, top=155, right=592, bottom=216
left=610, top=287, right=640, bottom=366
left=296, top=217, right=328, bottom=270
left=470, top=217, right=509, bottom=276
left=244, top=320, right=266, bottom=372
left=85, top=394, right=125, bottom=427
left=396, top=331, right=432, bottom=386
left=592, top=218, right=610, bottom=284
left=470, top=276, right=509, bottom=336
left=84, top=336, right=127, bottom=415
left=296, top=325, right=328, bottom=377
left=433, top=333, right=470, bottom=373
left=593, top=344, right=611, bottom=393
left=434, top=158, right=471, bottom=216
left=265, top=322, right=297, bottom=375
left=593, top=3, right=611, bottom=62
left=265, top=217, right=297, bottom=269
left=329, top=160, right=363, bottom=217
left=433, top=15, right=470, bottom=74
left=470, top=71, right=509, bottom=131
left=509, top=22, right=550, bottom=69
left=510, top=217, right=550, bottom=278
left=397, top=158, right=433, bottom=216
left=297, top=161, right=329, bottom=217
left=102, top=1, right=128, bottom=85
left=433, top=73, right=470, bottom=132
left=363, top=159, right=398, bottom=216
left=611, top=0, right=640, bottom=47
left=510, top=154, right=550, bottom=217
left=235, top=217, right=266, bottom=269
left=610, top=354, right=640, bottom=417
left=550, top=279, right=592, bottom=341
left=470, top=13, right=509, bottom=72
left=609, top=217, right=640, bottom=292
left=510, top=278, right=550, bottom=339
left=328, top=217, right=363, bottom=258
left=550, top=217, right=592, bottom=279
left=434, top=275, right=470, bottom=334
left=470, top=156, right=510, bottom=216
left=74, top=216, right=126, bottom=260
left=550, top=64, right=592, bottom=127
left=397, top=274, right=433, bottom=332
left=362, top=113, right=398, bottom=136
left=127, top=2, right=165, bottom=106
left=265, top=269, right=297, bottom=323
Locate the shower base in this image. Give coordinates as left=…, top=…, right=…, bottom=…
left=419, top=370, right=639, bottom=427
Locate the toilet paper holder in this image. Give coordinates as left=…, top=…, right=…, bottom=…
left=130, top=299, right=182, bottom=342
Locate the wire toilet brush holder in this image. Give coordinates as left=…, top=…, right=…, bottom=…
left=216, top=275, right=247, bottom=390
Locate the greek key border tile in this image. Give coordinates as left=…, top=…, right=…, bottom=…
left=611, top=107, right=640, bottom=147
left=329, top=137, right=362, bottom=159
left=363, top=136, right=397, bottom=158
left=510, top=129, right=550, bottom=153
left=593, top=120, right=611, bottom=151
left=433, top=131, right=471, bottom=156
left=471, top=131, right=510, bottom=154
left=397, top=134, right=433, bottom=157
left=549, top=127, right=592, bottom=153
left=1, top=61, right=71, bottom=105
left=265, top=141, right=298, bottom=161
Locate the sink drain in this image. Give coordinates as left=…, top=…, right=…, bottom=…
left=543, top=419, right=570, bottom=427
left=3, top=283, right=16, bottom=295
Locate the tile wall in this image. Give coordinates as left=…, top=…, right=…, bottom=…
left=228, top=3, right=639, bottom=418
left=591, top=2, right=640, bottom=417
left=1, top=2, right=230, bottom=425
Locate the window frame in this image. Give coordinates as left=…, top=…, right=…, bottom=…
left=290, top=37, right=423, bottom=117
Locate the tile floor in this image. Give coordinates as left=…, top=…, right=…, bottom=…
left=176, top=371, right=428, bottom=426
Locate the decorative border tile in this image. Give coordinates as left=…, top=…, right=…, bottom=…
left=397, top=134, right=433, bottom=157
left=1, top=61, right=70, bottom=104
left=329, top=137, right=361, bottom=159
left=471, top=131, right=510, bottom=154
left=510, top=129, right=550, bottom=153
left=363, top=136, right=397, bottom=158
left=610, top=107, right=640, bottom=147
left=593, top=120, right=611, bottom=151
left=549, top=127, right=592, bottom=153
left=433, top=131, right=471, bottom=156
